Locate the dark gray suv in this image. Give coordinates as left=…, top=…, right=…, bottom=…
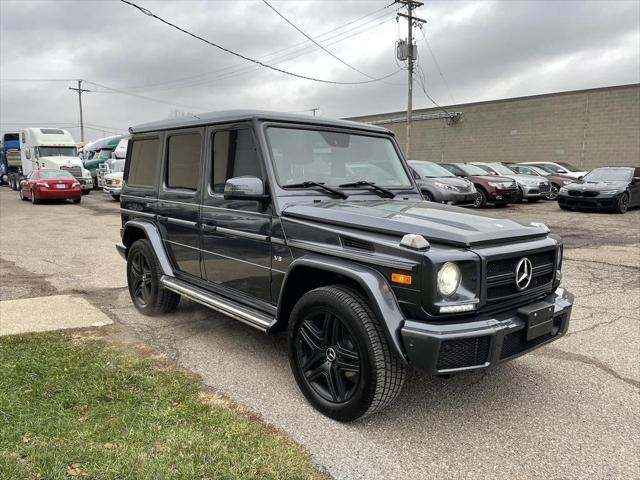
left=116, top=110, right=573, bottom=421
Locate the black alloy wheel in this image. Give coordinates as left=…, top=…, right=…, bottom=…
left=615, top=192, right=629, bottom=214
left=547, top=184, right=559, bottom=200
left=128, top=248, right=153, bottom=308
left=288, top=285, right=405, bottom=422
left=295, top=311, right=362, bottom=405
left=126, top=239, right=180, bottom=315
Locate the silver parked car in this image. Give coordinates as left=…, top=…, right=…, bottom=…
left=471, top=162, right=551, bottom=202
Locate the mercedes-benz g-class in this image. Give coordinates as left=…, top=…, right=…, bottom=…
left=116, top=111, right=573, bottom=421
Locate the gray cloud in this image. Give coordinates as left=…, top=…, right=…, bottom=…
left=1, top=0, right=638, bottom=141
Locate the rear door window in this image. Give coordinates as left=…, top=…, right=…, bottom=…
left=166, top=133, right=202, bottom=190
left=127, top=138, right=159, bottom=187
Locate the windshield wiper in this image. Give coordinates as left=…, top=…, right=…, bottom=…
left=282, top=181, right=348, bottom=199
left=338, top=181, right=395, bottom=198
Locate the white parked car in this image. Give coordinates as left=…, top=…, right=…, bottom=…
left=102, top=159, right=125, bottom=200
left=519, top=161, right=588, bottom=179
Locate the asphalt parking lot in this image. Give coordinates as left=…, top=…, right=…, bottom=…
left=1, top=187, right=638, bottom=480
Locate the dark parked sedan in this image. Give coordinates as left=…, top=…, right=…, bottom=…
left=440, top=163, right=519, bottom=207
left=558, top=166, right=640, bottom=213
left=408, top=160, right=477, bottom=206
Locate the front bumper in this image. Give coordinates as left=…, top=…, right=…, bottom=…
left=520, top=184, right=551, bottom=198
left=80, top=178, right=93, bottom=191
left=401, top=288, right=573, bottom=374
left=487, top=188, right=518, bottom=204
left=558, top=193, right=618, bottom=210
left=430, top=189, right=478, bottom=206
left=103, top=185, right=122, bottom=195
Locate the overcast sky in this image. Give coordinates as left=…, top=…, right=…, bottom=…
left=1, top=0, right=638, bottom=142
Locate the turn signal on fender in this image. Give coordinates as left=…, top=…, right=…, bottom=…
left=391, top=273, right=412, bottom=285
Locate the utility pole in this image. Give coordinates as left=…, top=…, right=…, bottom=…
left=310, top=107, right=319, bottom=117
left=68, top=80, right=91, bottom=142
left=396, top=1, right=425, bottom=157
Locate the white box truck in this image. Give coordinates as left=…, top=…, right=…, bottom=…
left=19, top=128, right=93, bottom=193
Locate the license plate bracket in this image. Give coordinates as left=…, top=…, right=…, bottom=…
left=518, top=301, right=555, bottom=341
left=55, top=184, right=66, bottom=189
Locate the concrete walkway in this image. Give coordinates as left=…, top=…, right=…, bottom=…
left=0, top=294, right=112, bottom=336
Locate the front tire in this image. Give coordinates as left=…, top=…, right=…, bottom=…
left=127, top=239, right=180, bottom=315
left=422, top=190, right=433, bottom=202
left=473, top=188, right=487, bottom=208
left=31, top=190, right=38, bottom=204
left=614, top=192, right=629, bottom=214
left=547, top=184, right=559, bottom=200
left=288, top=285, right=405, bottom=422
left=19, top=189, right=27, bottom=201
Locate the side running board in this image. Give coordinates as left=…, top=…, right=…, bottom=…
left=160, top=276, right=276, bottom=332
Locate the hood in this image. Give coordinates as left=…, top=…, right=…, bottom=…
left=416, top=176, right=472, bottom=189
left=104, top=171, right=124, bottom=180
left=282, top=199, right=547, bottom=248
left=568, top=180, right=628, bottom=191
left=502, top=173, right=548, bottom=184
left=38, top=156, right=83, bottom=168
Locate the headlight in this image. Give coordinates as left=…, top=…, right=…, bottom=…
left=437, top=262, right=461, bottom=297
left=559, top=186, right=569, bottom=193
left=601, top=190, right=619, bottom=195
left=114, top=178, right=121, bottom=185
left=434, top=182, right=457, bottom=191
left=81, top=167, right=91, bottom=177
left=562, top=180, right=573, bottom=185
left=487, top=181, right=505, bottom=188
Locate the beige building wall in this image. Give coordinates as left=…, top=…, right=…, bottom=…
left=348, top=84, right=640, bottom=170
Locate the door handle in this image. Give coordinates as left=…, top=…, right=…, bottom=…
left=201, top=222, right=217, bottom=233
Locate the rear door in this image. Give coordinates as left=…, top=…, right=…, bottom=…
left=200, top=124, right=273, bottom=303
left=157, top=129, right=205, bottom=279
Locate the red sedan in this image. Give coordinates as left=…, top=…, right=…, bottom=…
left=19, top=169, right=82, bottom=204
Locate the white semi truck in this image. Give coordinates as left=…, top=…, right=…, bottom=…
left=19, top=128, right=93, bottom=193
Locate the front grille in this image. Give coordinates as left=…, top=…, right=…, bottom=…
left=437, top=336, right=490, bottom=370
left=568, top=190, right=581, bottom=197
left=583, top=191, right=598, bottom=198
left=60, top=165, right=82, bottom=178
left=340, top=236, right=373, bottom=252
left=106, top=178, right=115, bottom=186
left=485, top=249, right=556, bottom=303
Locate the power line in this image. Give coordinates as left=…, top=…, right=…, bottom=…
left=415, top=64, right=453, bottom=117
left=83, top=80, right=203, bottom=110
left=119, top=0, right=402, bottom=85
left=418, top=27, right=456, bottom=104
left=261, top=0, right=379, bottom=80
left=112, top=4, right=397, bottom=92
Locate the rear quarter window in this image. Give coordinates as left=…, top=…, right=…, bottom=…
left=127, top=137, right=159, bottom=187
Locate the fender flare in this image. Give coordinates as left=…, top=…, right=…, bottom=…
left=278, top=254, right=408, bottom=364
left=120, top=219, right=174, bottom=277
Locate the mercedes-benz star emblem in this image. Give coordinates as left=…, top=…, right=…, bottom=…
left=515, top=257, right=533, bottom=291
left=325, top=347, right=337, bottom=362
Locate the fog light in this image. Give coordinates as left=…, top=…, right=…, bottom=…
left=437, top=262, right=461, bottom=297
left=439, top=304, right=476, bottom=313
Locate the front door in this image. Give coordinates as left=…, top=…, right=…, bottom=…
left=157, top=129, right=204, bottom=278
left=200, top=124, right=272, bottom=303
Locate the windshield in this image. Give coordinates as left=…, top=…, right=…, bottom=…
left=459, top=164, right=491, bottom=176
left=487, top=163, right=516, bottom=175
left=266, top=127, right=412, bottom=188
left=515, top=166, right=537, bottom=176
left=410, top=162, right=454, bottom=178
left=95, top=149, right=113, bottom=160
left=38, top=146, right=77, bottom=157
left=557, top=162, right=580, bottom=171
left=583, top=168, right=632, bottom=182
left=38, top=170, right=74, bottom=179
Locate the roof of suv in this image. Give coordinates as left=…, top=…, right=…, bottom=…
left=129, top=110, right=392, bottom=135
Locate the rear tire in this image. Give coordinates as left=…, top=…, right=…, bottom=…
left=82, top=189, right=90, bottom=195
left=73, top=197, right=81, bottom=204
left=422, top=190, right=433, bottom=202
left=127, top=239, right=180, bottom=316
left=10, top=177, right=17, bottom=191
left=19, top=189, right=27, bottom=201
left=288, top=285, right=405, bottom=422
left=112, top=194, right=120, bottom=201
left=31, top=190, right=38, bottom=204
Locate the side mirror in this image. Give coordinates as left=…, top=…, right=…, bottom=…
left=578, top=176, right=584, bottom=181
left=632, top=177, right=640, bottom=184
left=557, top=169, right=567, bottom=174
left=223, top=176, right=269, bottom=201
